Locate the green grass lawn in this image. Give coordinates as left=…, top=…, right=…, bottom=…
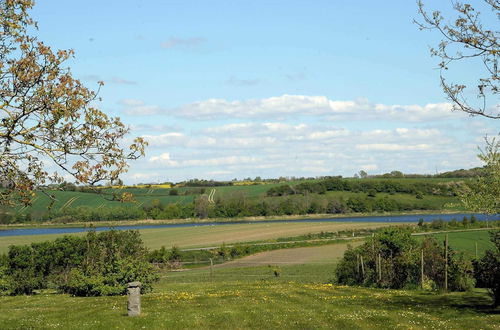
left=1, top=228, right=499, bottom=329
left=0, top=280, right=497, bottom=329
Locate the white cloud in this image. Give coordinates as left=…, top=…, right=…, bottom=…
left=355, top=143, right=431, bottom=151
left=308, top=129, right=350, bottom=140
left=372, top=102, right=455, bottom=122
left=120, top=95, right=463, bottom=122
left=131, top=121, right=481, bottom=183
left=130, top=124, right=181, bottom=132
left=205, top=170, right=233, bottom=176
left=148, top=154, right=259, bottom=168
left=141, top=124, right=449, bottom=153
left=115, top=93, right=489, bottom=183
left=149, top=153, right=179, bottom=166
left=360, top=164, right=378, bottom=171
left=184, top=156, right=259, bottom=167
left=142, top=132, right=187, bottom=147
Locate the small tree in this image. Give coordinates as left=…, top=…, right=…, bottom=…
left=0, top=1, right=147, bottom=206
left=194, top=195, right=209, bottom=218
left=416, top=1, right=499, bottom=119
left=459, top=138, right=500, bottom=215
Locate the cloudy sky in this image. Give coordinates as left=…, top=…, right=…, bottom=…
left=32, top=1, right=498, bottom=183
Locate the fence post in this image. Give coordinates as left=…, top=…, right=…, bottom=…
left=210, top=258, right=214, bottom=282
left=127, top=281, right=141, bottom=317
left=356, top=254, right=360, bottom=277
left=377, top=253, right=382, bottom=282
left=360, top=255, right=365, bottom=279
left=444, top=234, right=448, bottom=292
left=420, top=249, right=424, bottom=289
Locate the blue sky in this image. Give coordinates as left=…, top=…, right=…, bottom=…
left=31, top=1, right=498, bottom=183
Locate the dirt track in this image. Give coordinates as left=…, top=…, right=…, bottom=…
left=213, top=241, right=363, bottom=268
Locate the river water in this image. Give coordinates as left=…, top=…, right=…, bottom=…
left=0, top=213, right=498, bottom=237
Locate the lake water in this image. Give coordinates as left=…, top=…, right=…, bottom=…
left=0, top=213, right=498, bottom=237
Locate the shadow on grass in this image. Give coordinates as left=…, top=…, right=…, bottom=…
left=389, top=290, right=499, bottom=314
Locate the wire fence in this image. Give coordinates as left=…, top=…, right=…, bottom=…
left=155, top=229, right=494, bottom=287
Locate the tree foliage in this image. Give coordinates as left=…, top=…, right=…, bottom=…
left=416, top=0, right=499, bottom=119
left=1, top=230, right=158, bottom=296
left=0, top=0, right=147, bottom=206
left=459, top=138, right=500, bottom=214
left=335, top=228, right=475, bottom=291
left=474, top=230, right=500, bottom=307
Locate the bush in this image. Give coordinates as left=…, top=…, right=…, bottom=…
left=474, top=231, right=500, bottom=307
left=1, top=230, right=158, bottom=296
left=51, top=215, right=76, bottom=224
left=335, top=228, right=475, bottom=291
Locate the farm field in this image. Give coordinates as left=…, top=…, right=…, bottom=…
left=4, top=176, right=465, bottom=218
left=213, top=242, right=360, bottom=268
left=1, top=221, right=496, bottom=256
left=167, top=242, right=360, bottom=284
left=5, top=182, right=303, bottom=215
left=0, top=221, right=393, bottom=254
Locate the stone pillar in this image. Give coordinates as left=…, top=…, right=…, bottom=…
left=127, top=281, right=141, bottom=317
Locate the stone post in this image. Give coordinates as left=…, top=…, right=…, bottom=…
left=127, top=281, right=141, bottom=317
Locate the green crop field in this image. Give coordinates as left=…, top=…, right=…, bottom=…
left=15, top=181, right=305, bottom=214
left=2, top=176, right=465, bottom=219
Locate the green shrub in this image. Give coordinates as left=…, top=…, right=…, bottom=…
left=335, top=228, right=475, bottom=291
left=474, top=231, right=500, bottom=307
left=51, top=215, right=76, bottom=224
left=1, top=230, right=158, bottom=296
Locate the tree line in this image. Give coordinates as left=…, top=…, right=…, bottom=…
left=0, top=192, right=444, bottom=224
left=266, top=177, right=459, bottom=197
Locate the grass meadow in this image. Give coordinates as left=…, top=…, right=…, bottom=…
left=0, top=263, right=498, bottom=329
